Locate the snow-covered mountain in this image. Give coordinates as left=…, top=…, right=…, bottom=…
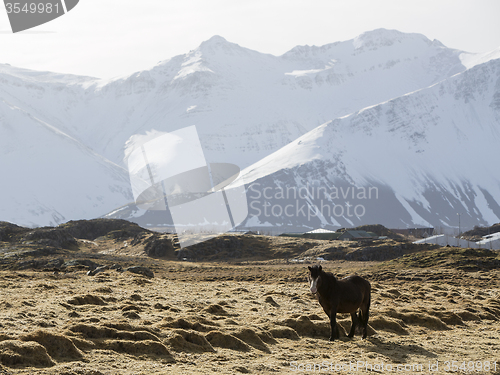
left=1, top=28, right=498, bottom=228
left=2, top=29, right=473, bottom=167
left=113, top=29, right=474, bottom=167
left=236, top=51, right=500, bottom=232
left=0, top=97, right=132, bottom=227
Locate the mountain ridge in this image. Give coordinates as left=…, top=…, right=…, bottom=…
left=235, top=55, right=500, bottom=232
left=1, top=29, right=498, bottom=228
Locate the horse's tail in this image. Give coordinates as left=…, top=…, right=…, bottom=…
left=364, top=292, right=371, bottom=325
left=361, top=284, right=371, bottom=339
left=359, top=283, right=371, bottom=327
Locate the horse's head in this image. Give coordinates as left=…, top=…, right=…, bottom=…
left=308, top=265, right=322, bottom=294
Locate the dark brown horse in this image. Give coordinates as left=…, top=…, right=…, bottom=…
left=308, top=265, right=371, bottom=341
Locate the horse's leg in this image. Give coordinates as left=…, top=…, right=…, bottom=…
left=329, top=309, right=338, bottom=341
left=362, top=296, right=371, bottom=339
left=347, top=312, right=357, bottom=338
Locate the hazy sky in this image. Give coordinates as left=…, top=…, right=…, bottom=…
left=1, top=0, right=499, bottom=79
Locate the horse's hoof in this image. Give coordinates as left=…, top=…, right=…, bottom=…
left=328, top=337, right=335, bottom=342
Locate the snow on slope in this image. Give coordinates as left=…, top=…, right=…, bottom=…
left=0, top=98, right=132, bottom=227
left=0, top=63, right=99, bottom=146
left=236, top=56, right=500, bottom=231
left=119, top=29, right=472, bottom=169
left=3, top=29, right=475, bottom=169
left=460, top=47, right=500, bottom=69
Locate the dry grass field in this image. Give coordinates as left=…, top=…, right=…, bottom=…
left=1, top=221, right=499, bottom=374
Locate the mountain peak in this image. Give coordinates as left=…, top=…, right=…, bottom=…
left=199, top=35, right=240, bottom=52
left=358, top=28, right=407, bottom=39
left=196, top=35, right=263, bottom=61
left=353, top=28, right=436, bottom=49
left=282, top=29, right=448, bottom=62
left=201, top=35, right=228, bottom=45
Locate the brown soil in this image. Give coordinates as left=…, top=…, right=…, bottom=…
left=0, top=222, right=499, bottom=374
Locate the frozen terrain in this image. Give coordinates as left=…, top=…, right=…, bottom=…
left=1, top=29, right=499, bottom=229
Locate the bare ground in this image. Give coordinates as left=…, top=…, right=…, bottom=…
left=0, top=227, right=499, bottom=374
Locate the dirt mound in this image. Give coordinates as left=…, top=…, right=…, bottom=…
left=67, top=324, right=119, bottom=340
left=232, top=328, right=271, bottom=353
left=124, top=266, right=154, bottom=278
left=67, top=294, right=107, bottom=306
left=428, top=310, right=465, bottom=326
left=384, top=309, right=449, bottom=330
left=277, top=315, right=377, bottom=340
left=251, top=329, right=277, bottom=345
left=67, top=324, right=160, bottom=342
left=264, top=296, right=280, bottom=307
left=167, top=329, right=215, bottom=353
left=62, top=323, right=172, bottom=361
left=159, top=316, right=221, bottom=332
left=0, top=340, right=55, bottom=367
left=278, top=315, right=332, bottom=338
left=205, top=331, right=251, bottom=351
left=100, top=340, right=173, bottom=359
left=268, top=327, right=300, bottom=340
left=20, top=330, right=83, bottom=360
left=456, top=310, right=481, bottom=321
left=203, top=304, right=236, bottom=316
left=153, top=302, right=177, bottom=311
left=122, top=304, right=142, bottom=312
left=368, top=316, right=409, bottom=335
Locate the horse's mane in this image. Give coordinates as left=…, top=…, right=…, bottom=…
left=320, top=269, right=337, bottom=283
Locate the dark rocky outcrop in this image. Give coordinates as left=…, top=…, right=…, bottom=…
left=60, top=218, right=151, bottom=241
left=144, top=236, right=176, bottom=258
left=21, top=228, right=78, bottom=250
left=125, top=266, right=154, bottom=278
left=0, top=222, right=30, bottom=242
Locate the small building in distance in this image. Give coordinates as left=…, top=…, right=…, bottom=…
left=337, top=230, right=378, bottom=241
left=414, top=232, right=500, bottom=250
left=302, top=228, right=342, bottom=241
